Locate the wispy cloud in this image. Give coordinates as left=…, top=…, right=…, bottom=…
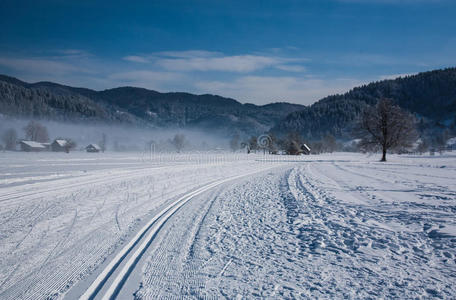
left=156, top=55, right=281, bottom=72
left=0, top=49, right=411, bottom=105
left=57, top=49, right=91, bottom=57
left=123, top=55, right=150, bottom=63
left=0, top=57, right=91, bottom=75
left=276, top=64, right=306, bottom=72
left=122, top=50, right=307, bottom=73
left=156, top=50, right=220, bottom=58
left=195, top=76, right=364, bottom=105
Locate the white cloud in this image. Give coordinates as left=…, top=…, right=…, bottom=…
left=122, top=51, right=220, bottom=64
left=276, top=64, right=306, bottom=72
left=122, top=50, right=306, bottom=73
left=156, top=50, right=220, bottom=58
left=0, top=57, right=91, bottom=75
left=123, top=55, right=150, bottom=63
left=156, top=55, right=284, bottom=73
left=0, top=50, right=371, bottom=105
left=195, top=76, right=364, bottom=105
left=57, top=49, right=91, bottom=57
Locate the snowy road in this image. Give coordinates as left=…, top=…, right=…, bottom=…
left=1, top=152, right=456, bottom=299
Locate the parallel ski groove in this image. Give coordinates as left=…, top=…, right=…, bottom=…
left=80, top=168, right=272, bottom=300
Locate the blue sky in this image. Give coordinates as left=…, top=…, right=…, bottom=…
left=0, top=0, right=455, bottom=105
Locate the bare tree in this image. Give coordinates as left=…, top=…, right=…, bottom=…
left=171, top=133, right=186, bottom=153
left=416, top=138, right=430, bottom=155
left=64, top=139, right=77, bottom=153
left=267, top=133, right=278, bottom=154
left=99, top=133, right=107, bottom=153
left=229, top=134, right=240, bottom=152
left=357, top=98, right=417, bottom=161
left=24, top=121, right=49, bottom=143
left=248, top=136, right=258, bottom=152
left=322, top=134, right=337, bottom=153
left=2, top=128, right=17, bottom=150
left=432, top=130, right=449, bottom=154
left=310, top=141, right=323, bottom=154
left=285, top=132, right=303, bottom=155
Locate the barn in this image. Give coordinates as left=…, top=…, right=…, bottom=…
left=19, top=141, right=46, bottom=152
left=86, top=144, right=101, bottom=153
left=51, top=139, right=68, bottom=152
left=301, top=143, right=311, bottom=155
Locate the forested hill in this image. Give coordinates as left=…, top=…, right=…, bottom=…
left=2, top=67, right=455, bottom=139
left=0, top=75, right=304, bottom=136
left=272, top=67, right=456, bottom=140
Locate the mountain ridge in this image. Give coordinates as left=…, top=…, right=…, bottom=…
left=0, top=74, right=306, bottom=136
left=2, top=67, right=455, bottom=140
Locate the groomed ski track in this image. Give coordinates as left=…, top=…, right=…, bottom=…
left=78, top=168, right=277, bottom=300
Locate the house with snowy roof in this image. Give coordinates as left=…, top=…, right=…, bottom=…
left=19, top=140, right=46, bottom=152
left=51, top=139, right=68, bottom=152
left=301, top=143, right=311, bottom=155
left=86, top=143, right=101, bottom=153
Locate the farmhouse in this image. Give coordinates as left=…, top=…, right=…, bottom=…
left=19, top=141, right=46, bottom=152
left=51, top=139, right=68, bottom=152
left=301, top=143, right=311, bottom=155
left=86, top=144, right=101, bottom=153
left=42, top=143, right=51, bottom=151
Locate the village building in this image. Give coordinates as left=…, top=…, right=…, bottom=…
left=86, top=143, right=101, bottom=153
left=19, top=141, right=46, bottom=152
left=301, top=143, right=311, bottom=155
left=51, top=139, right=69, bottom=152
left=42, top=142, right=51, bottom=151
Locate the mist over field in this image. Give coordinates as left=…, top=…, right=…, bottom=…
left=0, top=115, right=231, bottom=152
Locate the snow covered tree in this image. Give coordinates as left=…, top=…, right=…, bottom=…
left=357, top=98, right=417, bottom=161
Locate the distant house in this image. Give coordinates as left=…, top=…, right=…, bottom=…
left=86, top=144, right=101, bottom=153
left=301, top=143, right=311, bottom=155
left=19, top=141, right=46, bottom=152
left=42, top=142, right=51, bottom=151
left=51, top=139, right=68, bottom=152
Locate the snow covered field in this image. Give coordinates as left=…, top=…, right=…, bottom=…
left=1, top=152, right=455, bottom=299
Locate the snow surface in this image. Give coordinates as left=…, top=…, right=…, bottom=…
left=0, top=151, right=455, bottom=299
left=135, top=153, right=456, bottom=299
